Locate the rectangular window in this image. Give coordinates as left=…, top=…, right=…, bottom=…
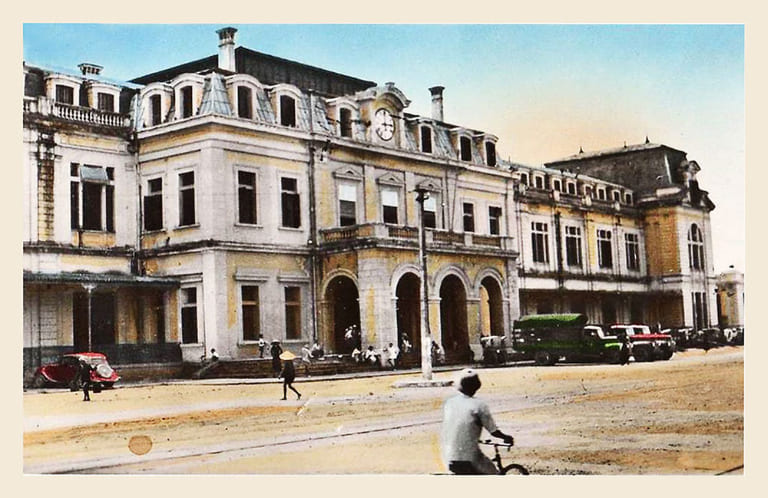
left=338, top=183, right=357, bottom=226
left=280, top=177, right=301, bottom=228
left=285, top=287, right=301, bottom=340
left=597, top=229, right=613, bottom=268
left=144, top=178, right=164, bottom=231
left=339, top=108, right=352, bottom=137
left=565, top=226, right=582, bottom=267
left=97, top=93, right=114, bottom=112
left=459, top=136, right=472, bottom=161
left=280, top=95, right=296, bottom=127
left=612, top=191, right=621, bottom=202
left=423, top=195, right=437, bottom=229
left=625, top=233, right=640, bottom=271
left=150, top=94, right=162, bottom=126
left=485, top=141, right=496, bottom=166
left=179, top=171, right=196, bottom=226
left=382, top=189, right=399, bottom=224
left=531, top=222, right=549, bottom=263
left=520, top=173, right=529, bottom=186
left=181, top=86, right=193, bottom=118
left=625, top=193, right=633, bottom=205
left=462, top=202, right=475, bottom=232
left=71, top=164, right=114, bottom=232
left=237, top=171, right=258, bottom=225
left=180, top=288, right=198, bottom=344
left=566, top=183, right=576, bottom=195
left=241, top=286, right=260, bottom=341
left=237, top=86, right=252, bottom=119
left=488, top=206, right=502, bottom=235
left=55, top=85, right=74, bottom=104
left=552, top=179, right=562, bottom=192
left=597, top=188, right=607, bottom=201
left=421, top=127, right=432, bottom=153
left=534, top=176, right=544, bottom=189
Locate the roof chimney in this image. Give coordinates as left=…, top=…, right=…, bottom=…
left=216, top=27, right=238, bottom=72
left=78, top=63, right=103, bottom=76
left=429, top=86, right=445, bottom=122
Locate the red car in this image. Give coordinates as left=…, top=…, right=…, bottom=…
left=31, top=352, right=120, bottom=390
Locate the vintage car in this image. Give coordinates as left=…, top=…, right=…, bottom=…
left=608, top=324, right=675, bottom=361
left=31, top=352, right=120, bottom=390
left=512, top=313, right=622, bottom=365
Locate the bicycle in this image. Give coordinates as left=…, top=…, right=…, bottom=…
left=480, top=439, right=530, bottom=475
left=448, top=440, right=530, bottom=475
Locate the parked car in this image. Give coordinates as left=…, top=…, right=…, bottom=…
left=608, top=324, right=675, bottom=362
left=662, top=327, right=695, bottom=350
left=513, top=313, right=622, bottom=366
left=31, top=352, right=120, bottom=390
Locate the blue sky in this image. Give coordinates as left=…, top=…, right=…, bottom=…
left=22, top=24, right=745, bottom=273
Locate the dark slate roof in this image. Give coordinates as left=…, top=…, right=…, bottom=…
left=544, top=142, right=685, bottom=166
left=130, top=47, right=376, bottom=98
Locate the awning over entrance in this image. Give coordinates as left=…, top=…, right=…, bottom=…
left=23, top=271, right=179, bottom=288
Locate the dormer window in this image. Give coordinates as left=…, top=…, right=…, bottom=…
left=552, top=179, right=562, bottom=192
left=584, top=185, right=593, bottom=198
left=237, top=86, right=253, bottom=119
left=56, top=85, right=74, bottom=105
left=534, top=176, right=544, bottom=189
left=612, top=190, right=621, bottom=202
left=597, top=188, right=607, bottom=201
left=485, top=141, right=496, bottom=167
left=625, top=193, right=633, bottom=205
left=339, top=108, right=353, bottom=137
left=150, top=95, right=162, bottom=126
left=566, top=182, right=576, bottom=195
left=420, top=126, right=433, bottom=153
left=459, top=136, right=472, bottom=161
left=520, top=173, right=529, bottom=186
left=180, top=86, right=193, bottom=118
left=280, top=95, right=297, bottom=127
left=97, top=93, right=114, bottom=112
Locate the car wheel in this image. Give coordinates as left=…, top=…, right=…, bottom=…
left=31, top=373, right=47, bottom=389
left=633, top=348, right=652, bottom=362
left=69, top=378, right=81, bottom=392
left=533, top=351, right=552, bottom=365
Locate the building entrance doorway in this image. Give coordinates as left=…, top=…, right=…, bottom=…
left=479, top=276, right=504, bottom=337
left=73, top=291, right=116, bottom=350
left=395, top=272, right=421, bottom=354
left=439, top=275, right=468, bottom=356
left=325, top=276, right=360, bottom=353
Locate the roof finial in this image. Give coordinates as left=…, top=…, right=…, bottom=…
left=645, top=135, right=650, bottom=144
left=578, top=145, right=583, bottom=154
left=623, top=141, right=627, bottom=148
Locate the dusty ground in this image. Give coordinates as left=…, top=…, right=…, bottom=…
left=23, top=346, right=743, bottom=475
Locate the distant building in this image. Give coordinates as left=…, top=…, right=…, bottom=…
left=22, top=27, right=722, bottom=381
left=716, top=267, right=744, bottom=328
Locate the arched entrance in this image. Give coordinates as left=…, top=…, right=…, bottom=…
left=479, top=276, right=504, bottom=337
left=325, top=276, right=360, bottom=353
left=440, top=274, right=468, bottom=356
left=395, top=272, right=421, bottom=354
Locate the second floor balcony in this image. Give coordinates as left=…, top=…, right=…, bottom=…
left=319, top=223, right=516, bottom=254
left=24, top=96, right=132, bottom=129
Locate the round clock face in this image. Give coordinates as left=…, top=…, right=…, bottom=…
left=374, top=108, right=395, bottom=141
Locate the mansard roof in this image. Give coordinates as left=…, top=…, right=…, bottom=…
left=130, top=47, right=376, bottom=98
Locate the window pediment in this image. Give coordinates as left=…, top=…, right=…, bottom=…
left=376, top=171, right=404, bottom=187
left=332, top=166, right=363, bottom=181
left=416, top=178, right=441, bottom=192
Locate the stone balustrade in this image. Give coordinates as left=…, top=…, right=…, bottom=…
left=23, top=96, right=131, bottom=128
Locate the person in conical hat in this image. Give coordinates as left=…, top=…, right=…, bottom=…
left=278, top=351, right=301, bottom=400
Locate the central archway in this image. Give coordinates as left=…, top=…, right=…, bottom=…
left=395, top=272, right=421, bottom=355
left=325, top=276, right=360, bottom=353
left=439, top=274, right=468, bottom=356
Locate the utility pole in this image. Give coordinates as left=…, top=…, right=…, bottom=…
left=415, top=188, right=433, bottom=380
left=83, top=283, right=96, bottom=351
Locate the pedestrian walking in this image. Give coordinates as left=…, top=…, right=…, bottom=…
left=257, top=335, right=266, bottom=358
left=78, top=359, right=94, bottom=402
left=619, top=333, right=632, bottom=365
left=301, top=344, right=313, bottom=375
left=270, top=340, right=283, bottom=377
left=278, top=351, right=301, bottom=400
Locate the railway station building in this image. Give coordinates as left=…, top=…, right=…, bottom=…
left=22, top=27, right=719, bottom=379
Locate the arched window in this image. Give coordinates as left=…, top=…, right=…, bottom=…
left=688, top=224, right=705, bottom=270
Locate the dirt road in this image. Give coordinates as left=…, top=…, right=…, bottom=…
left=23, top=347, right=743, bottom=475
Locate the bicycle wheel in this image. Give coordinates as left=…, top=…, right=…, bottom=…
left=501, top=463, right=529, bottom=475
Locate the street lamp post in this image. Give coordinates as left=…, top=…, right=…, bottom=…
left=82, top=283, right=96, bottom=351
left=415, top=188, right=433, bottom=380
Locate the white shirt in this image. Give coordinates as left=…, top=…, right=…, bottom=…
left=441, top=392, right=498, bottom=467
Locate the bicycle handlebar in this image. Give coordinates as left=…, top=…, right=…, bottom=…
left=478, top=439, right=513, bottom=448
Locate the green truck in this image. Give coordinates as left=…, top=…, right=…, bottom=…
left=512, top=313, right=623, bottom=365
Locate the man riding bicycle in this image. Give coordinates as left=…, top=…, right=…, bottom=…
left=441, top=368, right=515, bottom=474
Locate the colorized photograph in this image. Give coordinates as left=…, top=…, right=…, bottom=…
left=22, top=23, right=744, bottom=475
